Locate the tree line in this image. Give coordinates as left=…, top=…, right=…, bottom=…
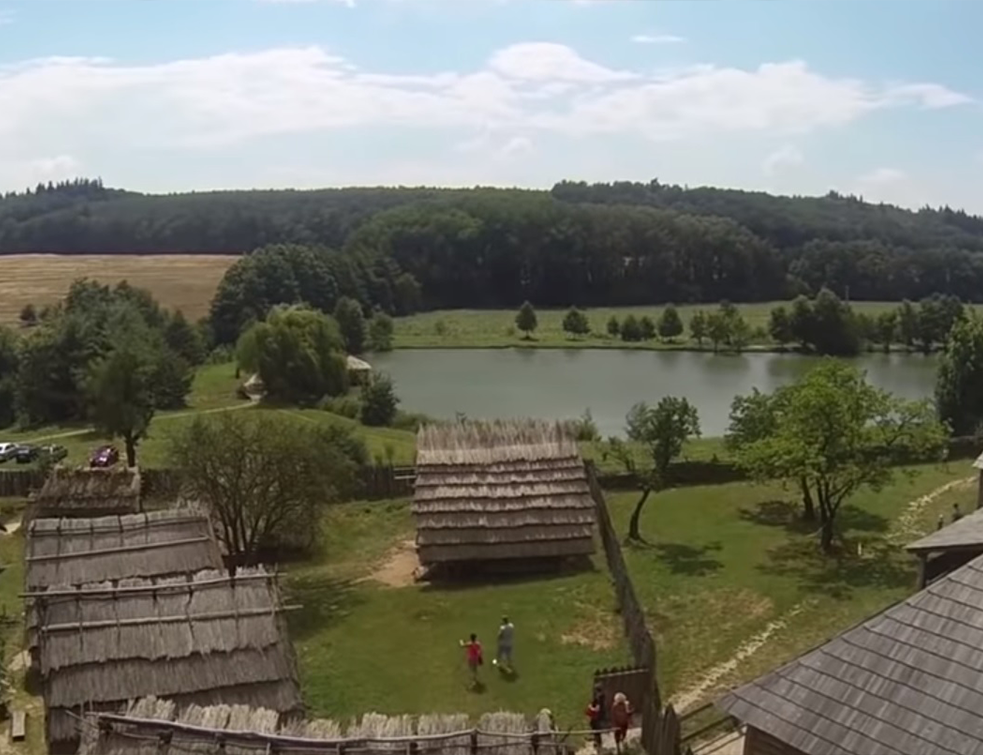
left=6, top=179, right=983, bottom=329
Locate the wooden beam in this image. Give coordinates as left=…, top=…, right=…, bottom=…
left=25, top=536, right=211, bottom=562
left=20, top=571, right=276, bottom=599
left=10, top=711, right=25, bottom=742
left=40, top=604, right=302, bottom=634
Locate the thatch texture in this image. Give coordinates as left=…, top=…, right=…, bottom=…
left=39, top=567, right=302, bottom=745
left=30, top=466, right=141, bottom=521
left=413, top=420, right=596, bottom=564
left=77, top=701, right=555, bottom=755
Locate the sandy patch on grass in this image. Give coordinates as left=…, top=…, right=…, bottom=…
left=560, top=606, right=620, bottom=651
left=365, top=539, right=421, bottom=588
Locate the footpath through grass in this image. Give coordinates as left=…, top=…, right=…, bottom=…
left=606, top=462, right=976, bottom=709
left=393, top=303, right=922, bottom=350
left=284, top=500, right=630, bottom=726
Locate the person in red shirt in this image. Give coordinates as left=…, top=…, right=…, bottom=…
left=459, top=633, right=483, bottom=687
left=585, top=695, right=603, bottom=749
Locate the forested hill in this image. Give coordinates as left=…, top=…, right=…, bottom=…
left=6, top=178, right=983, bottom=309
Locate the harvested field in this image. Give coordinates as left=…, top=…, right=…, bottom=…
left=0, top=254, right=237, bottom=323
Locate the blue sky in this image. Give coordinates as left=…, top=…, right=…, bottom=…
left=1, top=0, right=981, bottom=211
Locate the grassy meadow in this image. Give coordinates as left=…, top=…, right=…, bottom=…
left=0, top=254, right=237, bottom=324
left=285, top=500, right=629, bottom=726
left=392, top=303, right=969, bottom=350
left=608, top=462, right=978, bottom=710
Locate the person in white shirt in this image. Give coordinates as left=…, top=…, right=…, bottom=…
left=494, top=616, right=514, bottom=671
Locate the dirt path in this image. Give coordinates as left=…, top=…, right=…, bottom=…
left=364, top=539, right=421, bottom=587
left=27, top=400, right=256, bottom=443
left=669, top=476, right=977, bottom=715
left=669, top=603, right=806, bottom=713
left=888, top=475, right=975, bottom=544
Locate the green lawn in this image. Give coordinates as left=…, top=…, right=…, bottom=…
left=284, top=500, right=630, bottom=727
left=393, top=303, right=919, bottom=350
left=606, top=462, right=976, bottom=710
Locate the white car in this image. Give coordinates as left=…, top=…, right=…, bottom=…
left=0, top=442, right=19, bottom=462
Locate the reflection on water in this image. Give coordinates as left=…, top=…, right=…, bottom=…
left=370, top=349, right=940, bottom=437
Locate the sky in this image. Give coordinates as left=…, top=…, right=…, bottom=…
left=1, top=0, right=982, bottom=211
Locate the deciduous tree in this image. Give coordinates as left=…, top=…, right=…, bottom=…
left=689, top=310, right=707, bottom=346
left=334, top=296, right=367, bottom=354
left=732, top=361, right=947, bottom=551
left=936, top=314, right=983, bottom=436
left=360, top=373, right=400, bottom=427
left=768, top=306, right=793, bottom=348
left=562, top=307, right=590, bottom=338
left=368, top=312, right=395, bottom=352
left=607, top=397, right=700, bottom=541
left=657, top=305, right=683, bottom=342
left=169, top=411, right=367, bottom=569
left=515, top=301, right=538, bottom=338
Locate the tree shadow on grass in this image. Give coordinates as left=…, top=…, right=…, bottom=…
left=738, top=499, right=814, bottom=535
left=283, top=575, right=365, bottom=641
left=739, top=501, right=890, bottom=538
left=758, top=536, right=912, bottom=600
left=650, top=542, right=724, bottom=576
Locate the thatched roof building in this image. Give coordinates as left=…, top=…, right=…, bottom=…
left=29, top=466, right=141, bottom=521
left=38, top=567, right=303, bottom=750
left=717, top=553, right=983, bottom=755
left=78, top=698, right=558, bottom=755
left=412, top=419, right=596, bottom=566
left=24, top=509, right=225, bottom=651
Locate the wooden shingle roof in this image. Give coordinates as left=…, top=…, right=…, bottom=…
left=717, top=553, right=983, bottom=755
left=906, top=507, right=983, bottom=553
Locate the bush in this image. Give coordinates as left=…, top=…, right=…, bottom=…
left=360, top=374, right=400, bottom=427
left=319, top=394, right=362, bottom=419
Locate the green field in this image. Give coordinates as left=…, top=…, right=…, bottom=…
left=285, top=500, right=629, bottom=726
left=609, top=462, right=977, bottom=710
left=392, top=303, right=960, bottom=350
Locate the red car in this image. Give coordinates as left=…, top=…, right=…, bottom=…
left=89, top=445, right=120, bottom=468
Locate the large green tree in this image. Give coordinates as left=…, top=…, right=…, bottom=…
left=168, top=411, right=367, bottom=568
left=732, top=361, right=947, bottom=551
left=936, top=314, right=983, bottom=436
left=607, top=397, right=700, bottom=541
left=334, top=296, right=367, bottom=354
left=237, top=305, right=349, bottom=404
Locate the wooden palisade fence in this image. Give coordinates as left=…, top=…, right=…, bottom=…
left=585, top=461, right=691, bottom=755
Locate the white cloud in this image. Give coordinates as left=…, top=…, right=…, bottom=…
left=0, top=43, right=971, bottom=190
left=762, top=145, right=803, bottom=176
left=857, top=167, right=906, bottom=186
left=631, top=33, right=686, bottom=45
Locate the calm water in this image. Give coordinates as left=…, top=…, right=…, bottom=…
left=370, top=349, right=941, bottom=437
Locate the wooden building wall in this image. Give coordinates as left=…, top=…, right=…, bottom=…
left=744, top=727, right=808, bottom=755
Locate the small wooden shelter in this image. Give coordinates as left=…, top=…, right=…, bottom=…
left=24, top=509, right=225, bottom=653
left=346, top=355, right=373, bottom=385
left=29, top=466, right=141, bottom=522
left=78, top=698, right=559, bottom=755
left=906, top=506, right=983, bottom=588
left=717, top=553, right=983, bottom=755
left=412, top=419, right=596, bottom=567
left=38, top=567, right=303, bottom=752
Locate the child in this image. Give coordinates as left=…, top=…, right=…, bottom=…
left=611, top=692, right=633, bottom=753
left=459, top=633, right=483, bottom=686
left=494, top=616, right=515, bottom=671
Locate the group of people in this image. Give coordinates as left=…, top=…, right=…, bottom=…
left=459, top=620, right=633, bottom=752
left=586, top=686, right=634, bottom=753
left=460, top=617, right=515, bottom=686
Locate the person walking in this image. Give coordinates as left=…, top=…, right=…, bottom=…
left=494, top=616, right=515, bottom=671
left=585, top=694, right=604, bottom=750
left=610, top=692, right=633, bottom=753
left=459, top=633, right=483, bottom=687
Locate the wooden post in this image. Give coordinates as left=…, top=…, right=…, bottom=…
left=977, top=470, right=983, bottom=510
left=916, top=553, right=928, bottom=590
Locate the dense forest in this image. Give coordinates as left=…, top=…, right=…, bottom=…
left=6, top=178, right=983, bottom=326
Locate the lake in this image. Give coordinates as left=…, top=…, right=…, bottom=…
left=369, top=349, right=941, bottom=437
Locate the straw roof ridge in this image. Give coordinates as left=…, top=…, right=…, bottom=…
left=28, top=507, right=208, bottom=537
left=77, top=700, right=550, bottom=755
left=417, top=419, right=580, bottom=465
left=38, top=466, right=141, bottom=501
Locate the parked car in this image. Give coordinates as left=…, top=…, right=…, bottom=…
left=0, top=442, right=19, bottom=463
left=14, top=445, right=38, bottom=464
left=89, top=445, right=120, bottom=468
left=38, top=445, right=68, bottom=464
